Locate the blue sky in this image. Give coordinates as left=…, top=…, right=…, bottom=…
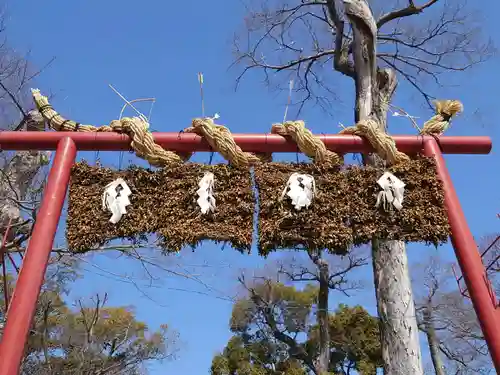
left=5, top=0, right=500, bottom=373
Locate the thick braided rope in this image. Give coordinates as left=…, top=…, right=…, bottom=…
left=420, top=100, right=463, bottom=136
left=31, top=89, right=189, bottom=166
left=184, top=118, right=265, bottom=167
left=271, top=121, right=342, bottom=165
left=339, top=118, right=409, bottom=165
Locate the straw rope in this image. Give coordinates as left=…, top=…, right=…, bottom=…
left=339, top=118, right=409, bottom=165
left=33, top=88, right=457, bottom=168
left=184, top=118, right=265, bottom=167
left=420, top=100, right=463, bottom=136
left=31, top=89, right=189, bottom=166
left=271, top=120, right=342, bottom=165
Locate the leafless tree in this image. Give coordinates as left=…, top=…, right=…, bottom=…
left=0, top=2, right=56, bottom=252
left=232, top=1, right=493, bottom=374
left=478, top=233, right=500, bottom=297
left=233, top=0, right=492, bottom=115
left=413, top=249, right=496, bottom=374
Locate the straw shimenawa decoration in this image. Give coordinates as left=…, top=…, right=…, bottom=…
left=255, top=117, right=451, bottom=255
left=335, top=100, right=463, bottom=164
left=183, top=118, right=266, bottom=167
left=67, top=162, right=255, bottom=253
left=33, top=88, right=454, bottom=254
left=419, top=100, right=463, bottom=136
left=30, top=89, right=259, bottom=252
left=339, top=118, right=409, bottom=165
left=344, top=158, right=449, bottom=247
left=32, top=89, right=267, bottom=168
left=255, top=158, right=450, bottom=256
left=69, top=156, right=450, bottom=255
left=255, top=162, right=352, bottom=256
left=257, top=120, right=345, bottom=255
left=31, top=89, right=190, bottom=167
left=271, top=121, right=342, bottom=165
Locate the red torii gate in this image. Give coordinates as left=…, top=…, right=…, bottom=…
left=0, top=132, right=498, bottom=375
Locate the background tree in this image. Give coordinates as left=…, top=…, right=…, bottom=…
left=232, top=1, right=493, bottom=373
left=211, top=335, right=306, bottom=375
left=275, top=249, right=368, bottom=374
left=413, top=235, right=499, bottom=374
left=211, top=273, right=381, bottom=375
left=306, top=304, right=382, bottom=374
left=0, top=1, right=53, bottom=256
left=0, top=257, right=178, bottom=375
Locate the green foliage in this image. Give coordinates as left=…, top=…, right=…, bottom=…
left=306, top=304, right=382, bottom=375
left=213, top=281, right=381, bottom=375
left=211, top=335, right=305, bottom=375
left=230, top=281, right=317, bottom=335
left=0, top=260, right=175, bottom=375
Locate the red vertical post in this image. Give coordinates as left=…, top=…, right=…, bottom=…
left=1, top=218, right=13, bottom=314
left=423, top=138, right=500, bottom=372
left=0, top=137, right=76, bottom=375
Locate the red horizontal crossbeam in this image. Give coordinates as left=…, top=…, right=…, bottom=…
left=0, top=132, right=496, bottom=375
left=0, top=131, right=492, bottom=154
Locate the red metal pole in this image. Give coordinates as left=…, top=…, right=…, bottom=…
left=1, top=218, right=13, bottom=315
left=423, top=138, right=500, bottom=372
left=0, top=131, right=492, bottom=154
left=0, top=137, right=76, bottom=375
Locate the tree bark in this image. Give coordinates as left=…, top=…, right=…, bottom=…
left=343, top=1, right=424, bottom=374
left=0, top=110, right=47, bottom=242
left=309, top=251, right=330, bottom=375
left=423, top=305, right=446, bottom=375
left=317, top=260, right=330, bottom=375
left=372, top=240, right=423, bottom=375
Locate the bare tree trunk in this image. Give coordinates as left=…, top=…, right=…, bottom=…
left=0, top=110, right=47, bottom=241
left=372, top=240, right=423, bottom=374
left=310, top=251, right=330, bottom=375
left=423, top=305, right=446, bottom=375
left=343, top=1, right=423, bottom=374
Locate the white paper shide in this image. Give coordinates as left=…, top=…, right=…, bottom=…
left=281, top=173, right=316, bottom=211
left=102, top=178, right=132, bottom=224
left=375, top=172, right=405, bottom=211
left=197, top=172, right=216, bottom=214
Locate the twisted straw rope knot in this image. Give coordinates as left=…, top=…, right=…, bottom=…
left=254, top=152, right=273, bottom=163
left=420, top=100, right=463, bottom=136
left=339, top=118, right=409, bottom=166
left=109, top=117, right=189, bottom=166
left=185, top=118, right=264, bottom=168
left=31, top=89, right=187, bottom=167
left=271, top=120, right=342, bottom=165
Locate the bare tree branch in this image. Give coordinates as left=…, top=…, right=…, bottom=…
left=232, top=0, right=492, bottom=116
left=377, top=0, right=439, bottom=29
left=413, top=254, right=494, bottom=373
